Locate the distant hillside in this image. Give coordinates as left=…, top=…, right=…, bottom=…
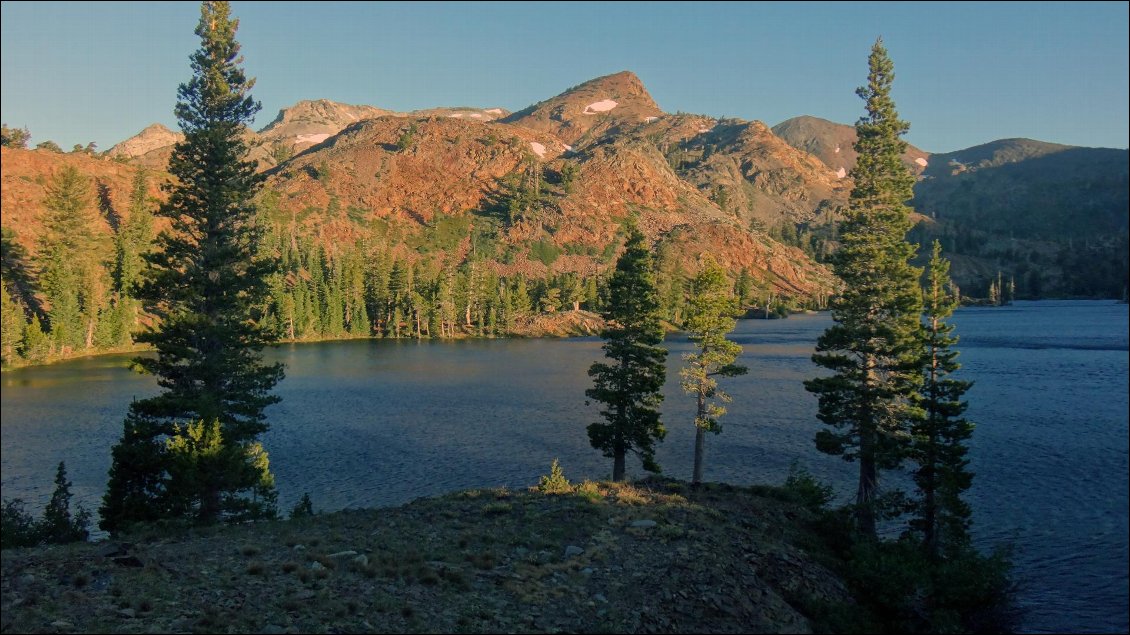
left=773, top=118, right=1129, bottom=299
left=2, top=71, right=839, bottom=368
left=8, top=69, right=1128, bottom=370
left=772, top=115, right=929, bottom=177
left=911, top=138, right=1128, bottom=298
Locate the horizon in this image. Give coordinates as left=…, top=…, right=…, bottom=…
left=1, top=1, right=1127, bottom=154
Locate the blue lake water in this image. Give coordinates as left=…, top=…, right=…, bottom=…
left=2, top=299, right=1127, bottom=633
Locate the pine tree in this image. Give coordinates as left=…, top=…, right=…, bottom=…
left=909, top=241, right=974, bottom=558
left=20, top=315, right=50, bottom=363
left=41, top=461, right=91, bottom=544
left=1, top=278, right=26, bottom=365
left=40, top=165, right=95, bottom=354
left=586, top=222, right=668, bottom=481
left=804, top=39, right=924, bottom=538
left=110, top=169, right=155, bottom=345
left=680, top=257, right=748, bottom=484
left=101, top=1, right=282, bottom=532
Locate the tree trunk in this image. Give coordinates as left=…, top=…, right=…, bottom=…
left=613, top=450, right=626, bottom=482
left=692, top=391, right=706, bottom=484
left=199, top=487, right=221, bottom=525
left=857, top=425, right=878, bottom=537
left=693, top=426, right=706, bottom=485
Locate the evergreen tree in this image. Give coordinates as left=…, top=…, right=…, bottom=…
left=804, top=39, right=924, bottom=538
left=101, top=1, right=282, bottom=532
left=586, top=222, right=668, bottom=481
left=20, top=315, right=50, bottom=363
left=40, top=165, right=95, bottom=353
left=110, top=169, right=155, bottom=345
left=1, top=279, right=26, bottom=365
left=909, top=241, right=974, bottom=558
left=680, top=257, right=748, bottom=484
left=40, top=461, right=91, bottom=544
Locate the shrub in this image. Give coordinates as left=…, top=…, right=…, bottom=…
left=575, top=480, right=604, bottom=502
left=538, top=458, right=573, bottom=495
left=1, top=498, right=40, bottom=548
left=291, top=493, right=315, bottom=518
left=782, top=460, right=835, bottom=511
left=529, top=239, right=561, bottom=267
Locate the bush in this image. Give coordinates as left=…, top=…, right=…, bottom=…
left=529, top=239, right=561, bottom=267
left=1, top=498, right=40, bottom=548
left=817, top=533, right=1018, bottom=634
left=291, top=493, right=315, bottom=518
left=575, top=480, right=603, bottom=502
left=537, top=458, right=573, bottom=495
left=782, top=460, right=835, bottom=511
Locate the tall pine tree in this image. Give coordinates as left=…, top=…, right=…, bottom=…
left=804, top=39, right=923, bottom=538
left=680, top=257, right=747, bottom=485
left=909, top=240, right=974, bottom=558
left=101, top=1, right=282, bottom=532
left=40, top=165, right=95, bottom=354
left=586, top=222, right=668, bottom=481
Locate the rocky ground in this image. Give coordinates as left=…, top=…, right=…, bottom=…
left=1, top=478, right=856, bottom=634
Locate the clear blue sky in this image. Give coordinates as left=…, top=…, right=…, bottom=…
left=2, top=1, right=1127, bottom=153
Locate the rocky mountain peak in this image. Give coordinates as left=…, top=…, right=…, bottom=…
left=258, top=99, right=394, bottom=150
left=501, top=70, right=663, bottom=145
left=106, top=123, right=183, bottom=159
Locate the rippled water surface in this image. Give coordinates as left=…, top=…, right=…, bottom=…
left=2, top=300, right=1126, bottom=633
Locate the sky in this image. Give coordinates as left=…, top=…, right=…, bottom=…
left=2, top=1, right=1127, bottom=154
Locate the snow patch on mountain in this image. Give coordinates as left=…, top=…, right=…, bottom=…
left=296, top=133, right=332, bottom=145
left=583, top=100, right=618, bottom=115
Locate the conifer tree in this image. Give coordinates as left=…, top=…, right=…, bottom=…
left=110, top=169, right=155, bottom=344
left=101, top=1, right=282, bottom=532
left=41, top=165, right=95, bottom=353
left=586, top=222, right=668, bottom=481
left=909, top=241, right=974, bottom=558
left=680, top=257, right=748, bottom=484
left=41, top=461, right=91, bottom=544
left=804, top=39, right=923, bottom=537
left=1, top=279, right=25, bottom=365
left=20, top=315, right=50, bottom=363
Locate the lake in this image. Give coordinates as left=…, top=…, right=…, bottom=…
left=2, top=300, right=1127, bottom=633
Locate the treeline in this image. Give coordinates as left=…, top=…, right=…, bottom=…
left=2, top=166, right=803, bottom=368
left=1, top=166, right=152, bottom=366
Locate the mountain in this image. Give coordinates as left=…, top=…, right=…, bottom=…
left=501, top=71, right=663, bottom=146
left=3, top=72, right=847, bottom=367
left=7, top=70, right=1126, bottom=369
left=912, top=138, right=1129, bottom=297
left=655, top=115, right=848, bottom=229
left=105, top=123, right=184, bottom=171
left=108, top=100, right=513, bottom=170
left=772, top=115, right=930, bottom=177
left=772, top=117, right=1129, bottom=298
left=263, top=106, right=832, bottom=296
left=257, top=99, right=395, bottom=152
